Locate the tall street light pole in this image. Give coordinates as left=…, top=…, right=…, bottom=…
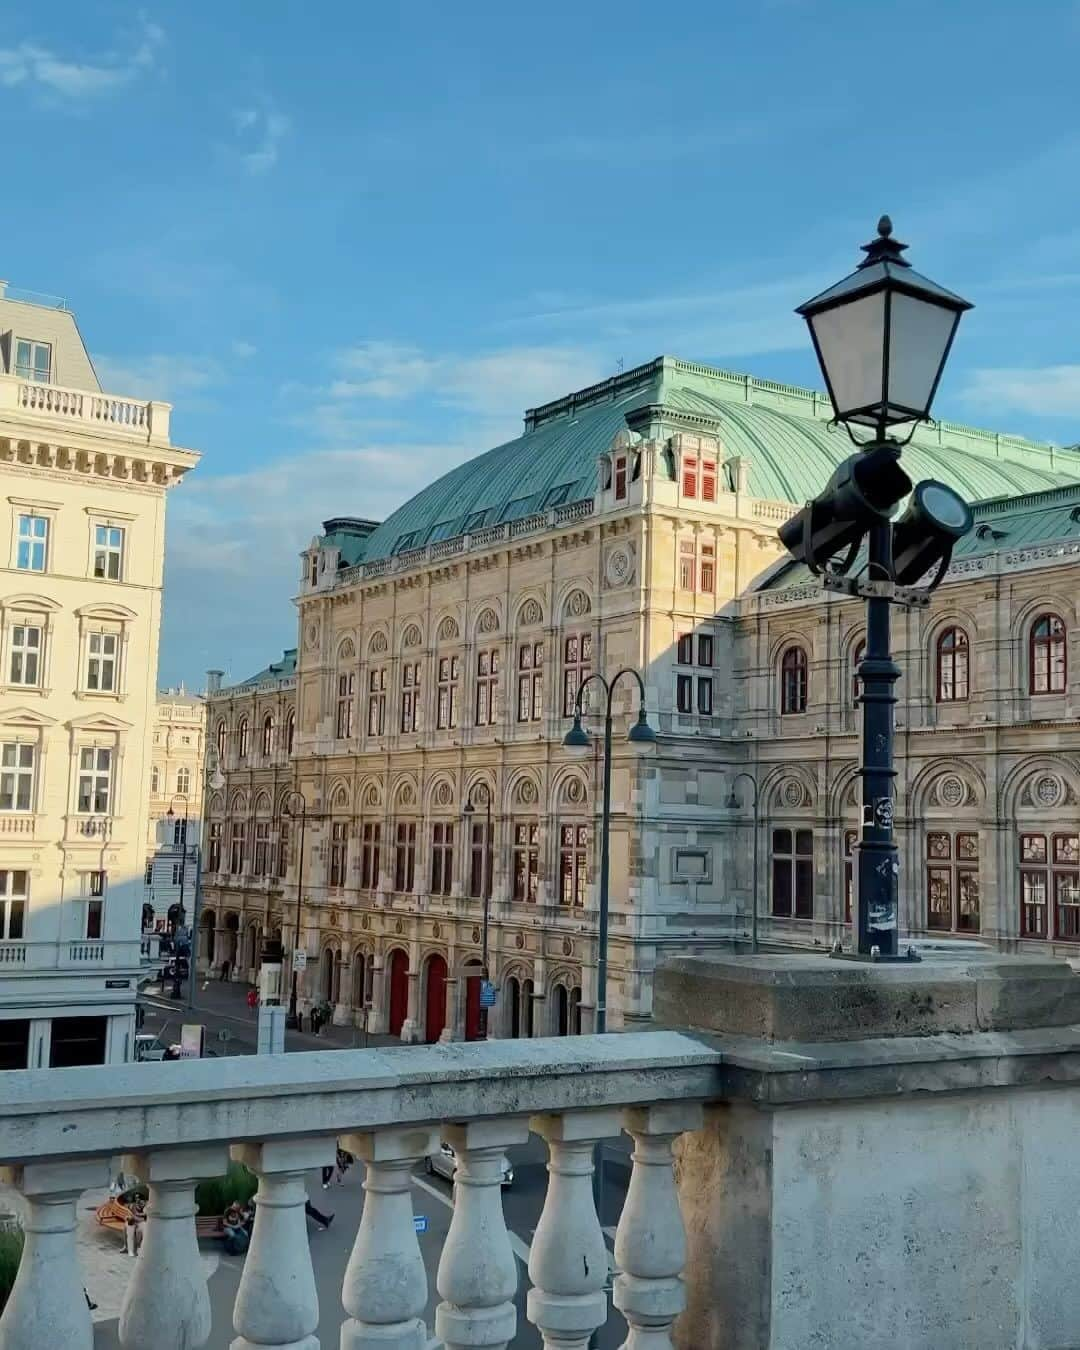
left=464, top=783, right=493, bottom=1038
left=282, top=790, right=307, bottom=1029
left=725, top=773, right=760, bottom=953
left=782, top=217, right=974, bottom=957
left=165, top=794, right=189, bottom=1000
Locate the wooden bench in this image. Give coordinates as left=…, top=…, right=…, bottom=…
left=195, top=1215, right=226, bottom=1241
left=95, top=1197, right=143, bottom=1234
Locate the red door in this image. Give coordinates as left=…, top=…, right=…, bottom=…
left=464, top=970, right=482, bottom=1041
left=388, top=949, right=409, bottom=1037
left=424, top=954, right=447, bottom=1044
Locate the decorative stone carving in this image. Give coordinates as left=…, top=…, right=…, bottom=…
left=338, top=637, right=356, bottom=662
left=1035, top=774, right=1063, bottom=807
left=781, top=779, right=805, bottom=808
left=515, top=778, right=538, bottom=806
left=563, top=778, right=586, bottom=806
left=564, top=589, right=591, bottom=619
left=397, top=783, right=416, bottom=808
left=402, top=623, right=422, bottom=649
left=604, top=545, right=635, bottom=589
left=477, top=607, right=500, bottom=635
left=437, top=616, right=459, bottom=642
left=328, top=911, right=340, bottom=929
left=562, top=938, right=573, bottom=956
left=433, top=781, right=454, bottom=808
left=432, top=921, right=442, bottom=939
left=515, top=933, right=525, bottom=950
left=472, top=926, right=481, bottom=943
left=369, top=631, right=388, bottom=655
left=938, top=776, right=965, bottom=808
left=361, top=915, right=370, bottom=930
left=519, top=598, right=543, bottom=628
left=304, top=620, right=320, bottom=652
left=363, top=785, right=380, bottom=808
left=395, top=919, right=404, bottom=935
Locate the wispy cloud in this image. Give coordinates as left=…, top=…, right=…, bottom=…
left=961, top=365, right=1080, bottom=423
left=0, top=15, right=163, bottom=101
left=95, top=353, right=222, bottom=402
left=231, top=103, right=291, bottom=174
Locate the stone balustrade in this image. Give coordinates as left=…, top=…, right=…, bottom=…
left=0, top=375, right=171, bottom=444
left=0, top=1031, right=718, bottom=1350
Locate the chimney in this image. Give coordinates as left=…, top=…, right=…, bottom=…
left=0, top=281, right=7, bottom=299
left=206, top=670, right=224, bottom=695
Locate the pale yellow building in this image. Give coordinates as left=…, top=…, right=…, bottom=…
left=0, top=282, right=199, bottom=1068
left=144, top=688, right=206, bottom=931
left=201, top=357, right=1079, bottom=1038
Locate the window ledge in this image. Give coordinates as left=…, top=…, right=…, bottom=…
left=0, top=685, right=51, bottom=698
left=74, top=690, right=123, bottom=702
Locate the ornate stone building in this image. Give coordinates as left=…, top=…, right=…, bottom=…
left=143, top=687, right=206, bottom=930
left=200, top=356, right=1079, bottom=1038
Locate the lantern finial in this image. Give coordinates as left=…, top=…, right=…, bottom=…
left=860, top=215, right=909, bottom=268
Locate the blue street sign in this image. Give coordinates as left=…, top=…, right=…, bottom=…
left=480, top=980, right=497, bottom=1007
left=414, top=1214, right=428, bottom=1234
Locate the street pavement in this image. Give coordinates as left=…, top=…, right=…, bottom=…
left=92, top=1136, right=631, bottom=1348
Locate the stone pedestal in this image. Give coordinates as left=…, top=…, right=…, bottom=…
left=653, top=950, right=1080, bottom=1350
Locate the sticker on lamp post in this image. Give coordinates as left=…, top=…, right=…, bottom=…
left=480, top=981, right=497, bottom=1008
left=414, top=1215, right=428, bottom=1234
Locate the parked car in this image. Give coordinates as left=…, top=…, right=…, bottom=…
left=425, top=1141, right=513, bottom=1187
left=134, top=1035, right=169, bottom=1062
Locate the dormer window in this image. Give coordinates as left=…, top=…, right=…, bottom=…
left=14, top=339, right=51, bottom=384
left=309, top=554, right=318, bottom=587
left=682, top=453, right=717, bottom=502
left=614, top=456, right=627, bottom=501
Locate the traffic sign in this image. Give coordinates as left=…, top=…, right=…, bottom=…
left=293, top=949, right=307, bottom=972
left=480, top=980, right=497, bottom=1008
left=413, top=1215, right=428, bottom=1234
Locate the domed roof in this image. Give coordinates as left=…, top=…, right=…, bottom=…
left=348, top=357, right=1078, bottom=564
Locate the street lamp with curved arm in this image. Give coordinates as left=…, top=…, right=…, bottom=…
left=281, top=789, right=308, bottom=1029
left=463, top=782, right=494, bottom=1038
left=164, top=792, right=193, bottom=1000
left=726, top=772, right=760, bottom=954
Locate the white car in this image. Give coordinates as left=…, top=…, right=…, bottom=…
left=134, top=1034, right=168, bottom=1062
left=425, top=1141, right=514, bottom=1188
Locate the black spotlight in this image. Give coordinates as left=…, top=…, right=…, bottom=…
left=778, top=443, right=912, bottom=573
left=891, top=479, right=973, bottom=587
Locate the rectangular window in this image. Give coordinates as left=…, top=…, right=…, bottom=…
left=400, top=663, right=420, bottom=733
left=16, top=515, right=48, bottom=572
left=676, top=674, right=693, bottom=714
left=926, top=832, right=980, bottom=933
left=475, top=649, right=499, bottom=726
left=14, top=339, right=51, bottom=383
left=699, top=543, right=715, bottom=593
left=430, top=822, right=454, bottom=895
left=679, top=540, right=695, bottom=590
left=329, top=821, right=348, bottom=887
left=614, top=456, right=628, bottom=500
left=1020, top=832, right=1080, bottom=940
left=230, top=821, right=246, bottom=874
left=93, top=525, right=124, bottom=581
left=436, top=656, right=459, bottom=730
left=676, top=633, right=693, bottom=665
left=367, top=667, right=386, bottom=737
left=844, top=829, right=858, bottom=924
left=145, top=861, right=153, bottom=887
left=9, top=624, right=41, bottom=686
left=208, top=822, right=223, bottom=872
left=86, top=872, right=105, bottom=940
left=517, top=642, right=543, bottom=723
left=697, top=676, right=713, bottom=715
left=0, top=743, right=34, bottom=811
left=513, top=823, right=540, bottom=902
left=701, top=459, right=717, bottom=502
left=559, top=824, right=589, bottom=906
left=360, top=822, right=381, bottom=889
left=469, top=820, right=492, bottom=898
left=77, top=748, right=111, bottom=814
left=682, top=456, right=698, bottom=499
left=336, top=673, right=355, bottom=739
left=169, top=862, right=182, bottom=885
left=277, top=821, right=289, bottom=878
left=394, top=822, right=416, bottom=892
left=253, top=822, right=271, bottom=877
left=562, top=633, right=592, bottom=717
left=698, top=634, right=714, bottom=667
left=0, top=870, right=27, bottom=940
left=86, top=633, right=118, bottom=692
left=771, top=828, right=814, bottom=919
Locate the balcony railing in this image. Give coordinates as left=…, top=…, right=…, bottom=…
left=0, top=1031, right=716, bottom=1349
left=0, top=375, right=170, bottom=444
left=67, top=941, right=105, bottom=963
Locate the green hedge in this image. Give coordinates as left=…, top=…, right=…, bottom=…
left=0, top=1228, right=24, bottom=1315
left=194, top=1161, right=257, bottom=1217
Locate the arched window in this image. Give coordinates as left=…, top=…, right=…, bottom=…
left=851, top=640, right=866, bottom=706
left=216, top=719, right=227, bottom=762
left=936, top=627, right=969, bottom=702
left=780, top=646, right=808, bottom=715
left=1030, top=613, right=1067, bottom=695
left=285, top=709, right=296, bottom=755
left=176, top=766, right=190, bottom=795
left=151, top=765, right=160, bottom=794
left=262, top=714, right=274, bottom=758
left=237, top=718, right=249, bottom=759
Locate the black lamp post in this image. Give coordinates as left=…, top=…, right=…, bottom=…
left=783, top=217, right=974, bottom=957
left=463, top=784, right=493, bottom=1038
left=165, top=795, right=189, bottom=999
left=282, top=789, right=307, bottom=1029
left=725, top=773, right=760, bottom=953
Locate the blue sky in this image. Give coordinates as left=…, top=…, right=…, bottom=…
left=4, top=0, right=1080, bottom=687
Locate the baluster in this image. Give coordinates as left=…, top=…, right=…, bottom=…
left=230, top=1137, right=336, bottom=1350
left=527, top=1109, right=619, bottom=1350
left=0, top=1157, right=110, bottom=1350
left=613, top=1104, right=703, bottom=1350
left=118, top=1144, right=229, bottom=1350
left=435, top=1117, right=529, bottom=1350
left=339, top=1125, right=438, bottom=1350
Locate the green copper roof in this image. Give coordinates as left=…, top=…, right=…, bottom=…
left=238, top=648, right=297, bottom=687
left=346, top=357, right=1079, bottom=564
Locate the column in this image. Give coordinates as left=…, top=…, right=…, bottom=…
left=368, top=957, right=388, bottom=1034
left=613, top=1103, right=703, bottom=1350
left=435, top=1117, right=529, bottom=1350
left=119, top=1145, right=229, bottom=1350
left=0, top=1157, right=110, bottom=1350
left=439, top=976, right=461, bottom=1043
left=527, top=1110, right=618, bottom=1349
left=230, top=1137, right=336, bottom=1350
left=401, top=941, right=421, bottom=1043
left=339, top=1126, right=439, bottom=1350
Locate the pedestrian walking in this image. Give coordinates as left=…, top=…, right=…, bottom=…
left=304, top=1198, right=333, bottom=1230
left=246, top=987, right=258, bottom=1013
left=220, top=957, right=231, bottom=982
left=321, top=1165, right=334, bottom=1189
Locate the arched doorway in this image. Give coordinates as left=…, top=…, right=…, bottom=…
left=507, top=976, right=521, bottom=1038
left=320, top=946, right=338, bottom=1004
left=224, top=912, right=240, bottom=970
left=521, top=978, right=534, bottom=1037
left=569, top=986, right=582, bottom=1035
left=424, top=953, right=448, bottom=1044
left=555, top=983, right=569, bottom=1036
left=464, top=960, right=483, bottom=1042
left=352, top=951, right=367, bottom=1010
left=388, top=949, right=409, bottom=1037
left=199, top=909, right=216, bottom=966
